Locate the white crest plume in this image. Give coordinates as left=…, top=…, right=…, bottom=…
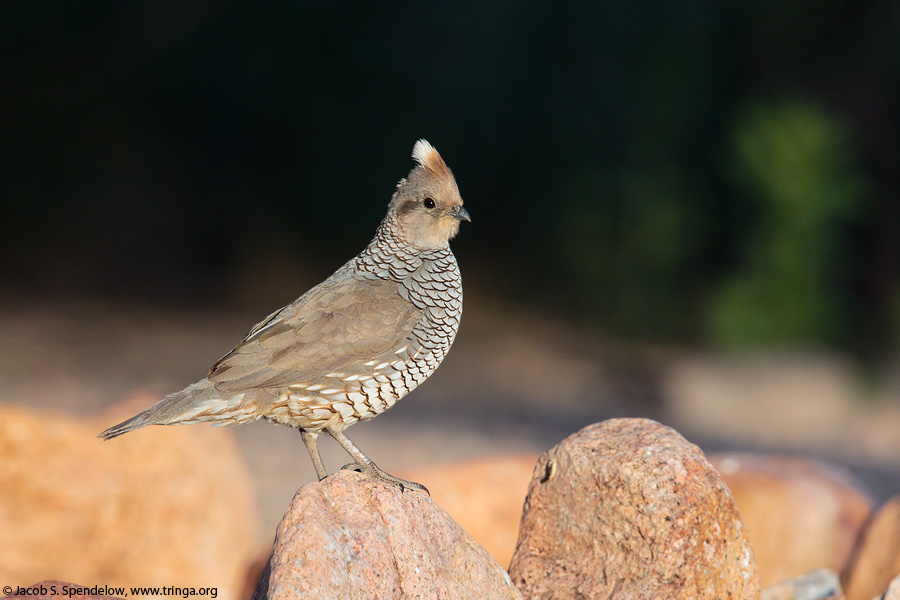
left=412, top=139, right=449, bottom=175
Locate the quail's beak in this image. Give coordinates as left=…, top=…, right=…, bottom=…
left=450, top=206, right=471, bottom=222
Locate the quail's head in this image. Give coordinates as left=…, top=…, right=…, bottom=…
left=389, top=139, right=470, bottom=249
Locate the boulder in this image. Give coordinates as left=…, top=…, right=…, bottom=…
left=759, top=569, right=844, bottom=600
left=845, top=497, right=900, bottom=600
left=254, top=470, right=522, bottom=600
left=508, top=418, right=759, bottom=599
left=398, top=454, right=539, bottom=568
left=0, top=397, right=259, bottom=600
left=883, top=573, right=900, bottom=600
left=710, top=453, right=872, bottom=586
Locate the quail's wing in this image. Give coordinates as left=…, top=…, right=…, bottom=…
left=208, top=274, right=422, bottom=392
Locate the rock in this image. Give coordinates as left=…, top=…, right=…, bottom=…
left=397, top=454, right=539, bottom=568
left=2, top=581, right=125, bottom=600
left=883, top=573, right=900, bottom=600
left=508, top=418, right=759, bottom=599
left=251, top=559, right=272, bottom=600
left=845, top=497, right=900, bottom=600
left=0, top=397, right=260, bottom=600
left=760, top=569, right=844, bottom=600
left=255, top=469, right=523, bottom=600
left=710, top=453, right=872, bottom=587
left=241, top=552, right=272, bottom=600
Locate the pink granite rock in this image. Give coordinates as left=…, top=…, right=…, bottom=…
left=759, top=569, right=844, bottom=600
left=254, top=470, right=522, bottom=600
left=509, top=418, right=759, bottom=599
left=398, top=453, right=539, bottom=568
left=845, top=497, right=900, bottom=600
left=710, top=453, right=872, bottom=587
left=883, top=573, right=900, bottom=600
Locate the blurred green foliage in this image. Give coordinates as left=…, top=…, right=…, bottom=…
left=710, top=100, right=867, bottom=348
left=0, top=1, right=897, bottom=355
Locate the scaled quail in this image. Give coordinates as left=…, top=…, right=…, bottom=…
left=100, top=139, right=469, bottom=493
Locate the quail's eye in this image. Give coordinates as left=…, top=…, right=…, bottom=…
left=423, top=197, right=436, bottom=209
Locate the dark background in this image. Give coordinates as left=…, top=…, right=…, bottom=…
left=3, top=0, right=898, bottom=360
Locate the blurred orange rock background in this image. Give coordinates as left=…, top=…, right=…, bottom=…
left=0, top=397, right=260, bottom=600
left=5, top=395, right=900, bottom=599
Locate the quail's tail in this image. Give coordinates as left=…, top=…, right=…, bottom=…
left=98, top=410, right=153, bottom=440
left=98, top=381, right=251, bottom=440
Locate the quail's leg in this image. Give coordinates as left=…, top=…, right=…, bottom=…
left=326, top=427, right=429, bottom=495
left=300, top=429, right=329, bottom=481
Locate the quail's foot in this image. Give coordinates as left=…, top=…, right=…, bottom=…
left=341, top=461, right=429, bottom=495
